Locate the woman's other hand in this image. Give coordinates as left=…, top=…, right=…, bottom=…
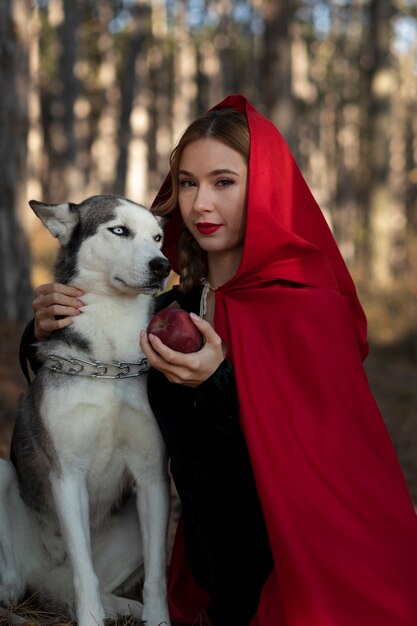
left=33, top=283, right=85, bottom=341
left=140, top=313, right=224, bottom=388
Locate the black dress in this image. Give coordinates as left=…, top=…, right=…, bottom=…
left=148, top=285, right=273, bottom=626
left=19, top=285, right=273, bottom=626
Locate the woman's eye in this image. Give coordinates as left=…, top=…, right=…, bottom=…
left=216, top=178, right=234, bottom=187
left=179, top=179, right=195, bottom=188
left=108, top=226, right=129, bottom=236
left=153, top=234, right=162, bottom=242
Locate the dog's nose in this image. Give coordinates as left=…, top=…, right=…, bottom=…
left=149, top=257, right=171, bottom=279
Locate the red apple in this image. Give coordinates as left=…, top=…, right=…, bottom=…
left=147, top=307, right=204, bottom=353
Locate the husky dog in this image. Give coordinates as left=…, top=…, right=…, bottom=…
left=0, top=196, right=172, bottom=626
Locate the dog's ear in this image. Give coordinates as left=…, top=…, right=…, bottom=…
left=29, top=200, right=80, bottom=245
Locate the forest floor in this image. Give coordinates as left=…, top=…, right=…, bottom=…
left=0, top=287, right=416, bottom=624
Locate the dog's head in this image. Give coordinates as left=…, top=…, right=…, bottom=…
left=30, top=195, right=171, bottom=296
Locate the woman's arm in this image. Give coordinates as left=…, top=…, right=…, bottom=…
left=194, top=358, right=238, bottom=416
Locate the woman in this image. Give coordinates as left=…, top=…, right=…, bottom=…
left=21, top=95, right=417, bottom=625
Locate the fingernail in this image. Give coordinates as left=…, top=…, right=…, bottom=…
left=77, top=299, right=85, bottom=307
left=190, top=312, right=201, bottom=321
left=140, top=329, right=145, bottom=338
left=76, top=289, right=84, bottom=296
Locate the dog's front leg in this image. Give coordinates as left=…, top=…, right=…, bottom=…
left=135, top=468, right=172, bottom=626
left=50, top=472, right=105, bottom=626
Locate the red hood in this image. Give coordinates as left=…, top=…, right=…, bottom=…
left=152, top=94, right=368, bottom=360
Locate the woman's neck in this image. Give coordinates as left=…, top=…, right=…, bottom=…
left=206, top=248, right=243, bottom=289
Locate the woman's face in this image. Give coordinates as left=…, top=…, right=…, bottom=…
left=178, top=138, right=248, bottom=259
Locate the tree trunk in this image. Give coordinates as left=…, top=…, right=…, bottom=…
left=147, top=0, right=173, bottom=199
left=42, top=0, right=81, bottom=200
left=366, top=0, right=399, bottom=287
left=88, top=0, right=120, bottom=195
left=0, top=0, right=33, bottom=322
left=114, top=1, right=148, bottom=198
left=171, top=0, right=197, bottom=141
left=261, top=0, right=298, bottom=154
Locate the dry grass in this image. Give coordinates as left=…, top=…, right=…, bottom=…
left=0, top=594, right=212, bottom=626
left=0, top=592, right=73, bottom=625
left=0, top=592, right=147, bottom=626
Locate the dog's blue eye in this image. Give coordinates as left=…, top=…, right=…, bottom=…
left=154, top=234, right=162, bottom=242
left=108, top=226, right=129, bottom=237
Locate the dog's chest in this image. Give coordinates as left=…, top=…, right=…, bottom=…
left=72, top=298, right=148, bottom=361
left=44, top=375, right=157, bottom=465
left=38, top=294, right=163, bottom=510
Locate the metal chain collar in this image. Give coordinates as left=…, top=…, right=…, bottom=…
left=43, top=354, right=149, bottom=379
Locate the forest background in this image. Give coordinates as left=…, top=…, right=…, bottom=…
left=0, top=0, right=416, bottom=505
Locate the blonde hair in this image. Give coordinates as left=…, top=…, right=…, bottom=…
left=153, top=108, right=250, bottom=291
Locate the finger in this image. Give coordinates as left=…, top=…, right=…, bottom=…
left=140, top=330, right=191, bottom=375
left=33, top=283, right=84, bottom=314
left=34, top=283, right=84, bottom=298
left=140, top=330, right=170, bottom=366
left=33, top=292, right=84, bottom=313
left=190, top=314, right=225, bottom=356
left=39, top=316, right=74, bottom=332
left=35, top=316, right=73, bottom=340
left=37, top=304, right=82, bottom=319
left=139, top=328, right=154, bottom=357
left=189, top=313, right=222, bottom=344
left=147, top=333, right=193, bottom=365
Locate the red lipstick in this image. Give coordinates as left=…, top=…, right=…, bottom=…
left=196, top=222, right=221, bottom=235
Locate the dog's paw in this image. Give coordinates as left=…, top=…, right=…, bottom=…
left=102, top=593, right=143, bottom=620
left=77, top=604, right=106, bottom=626
left=0, top=579, right=24, bottom=608
left=142, top=606, right=171, bottom=626
left=142, top=586, right=171, bottom=626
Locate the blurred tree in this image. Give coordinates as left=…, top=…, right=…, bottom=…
left=1, top=0, right=416, bottom=323
left=365, top=0, right=399, bottom=286
left=88, top=0, right=120, bottom=194
left=0, top=0, right=33, bottom=321
left=115, top=0, right=150, bottom=198
left=41, top=0, right=82, bottom=199
left=147, top=0, right=172, bottom=197
left=261, top=0, right=298, bottom=154
left=171, top=0, right=198, bottom=144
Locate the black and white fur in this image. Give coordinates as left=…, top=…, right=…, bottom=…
left=0, top=196, right=172, bottom=626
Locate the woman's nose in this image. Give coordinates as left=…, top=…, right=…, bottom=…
left=193, top=185, right=213, bottom=213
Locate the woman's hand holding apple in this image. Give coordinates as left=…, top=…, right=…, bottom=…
left=140, top=311, right=225, bottom=388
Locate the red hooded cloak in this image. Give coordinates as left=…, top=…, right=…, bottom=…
left=152, top=95, right=417, bottom=625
